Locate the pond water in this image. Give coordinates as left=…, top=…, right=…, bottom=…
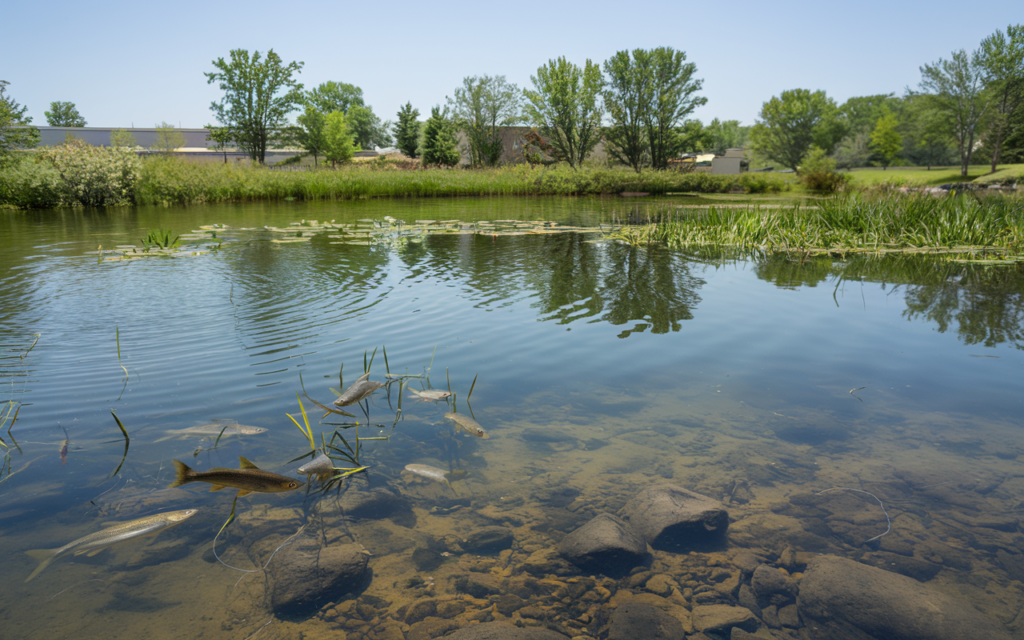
left=2, top=196, right=1024, bottom=639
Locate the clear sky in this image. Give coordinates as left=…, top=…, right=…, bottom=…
left=2, top=0, right=1020, bottom=129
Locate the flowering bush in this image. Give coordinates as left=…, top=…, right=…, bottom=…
left=38, top=139, right=140, bottom=206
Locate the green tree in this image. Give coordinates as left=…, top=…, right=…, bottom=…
left=294, top=105, right=328, bottom=166
left=603, top=49, right=654, bottom=171
left=45, top=101, right=86, bottom=127
left=206, top=49, right=305, bottom=163
left=749, top=89, right=847, bottom=171
left=645, top=47, right=706, bottom=169
left=676, top=119, right=713, bottom=153
left=421, top=106, right=460, bottom=166
left=916, top=49, right=991, bottom=177
left=979, top=24, right=1024, bottom=172
left=323, top=111, right=354, bottom=166
left=839, top=94, right=897, bottom=135
left=831, top=131, right=872, bottom=169
left=205, top=125, right=234, bottom=163
left=346, top=104, right=392, bottom=150
left=307, top=81, right=364, bottom=115
left=109, top=129, right=137, bottom=148
left=393, top=102, right=420, bottom=158
left=0, top=80, right=40, bottom=168
left=152, top=122, right=186, bottom=153
left=869, top=112, right=903, bottom=169
left=449, top=75, right=522, bottom=166
left=524, top=56, right=603, bottom=169
left=707, top=118, right=749, bottom=155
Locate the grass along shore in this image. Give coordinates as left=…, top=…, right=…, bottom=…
left=606, top=194, right=1024, bottom=255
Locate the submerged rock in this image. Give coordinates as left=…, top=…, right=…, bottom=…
left=619, top=484, right=729, bottom=551
left=339, top=486, right=404, bottom=519
left=267, top=537, right=369, bottom=617
left=751, top=564, right=798, bottom=606
left=691, top=604, right=759, bottom=635
left=798, top=555, right=1012, bottom=640
left=558, top=513, right=648, bottom=576
left=608, top=602, right=685, bottom=640
left=443, top=622, right=570, bottom=639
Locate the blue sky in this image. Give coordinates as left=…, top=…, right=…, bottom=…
left=3, top=0, right=1020, bottom=129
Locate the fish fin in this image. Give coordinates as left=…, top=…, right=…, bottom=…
left=24, top=549, right=58, bottom=583
left=85, top=548, right=106, bottom=557
left=209, top=484, right=227, bottom=492
left=480, top=433, right=490, bottom=440
left=238, top=456, right=259, bottom=470
left=236, top=489, right=252, bottom=497
left=169, top=460, right=192, bottom=488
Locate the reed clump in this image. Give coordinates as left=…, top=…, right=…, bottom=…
left=608, top=193, right=1024, bottom=252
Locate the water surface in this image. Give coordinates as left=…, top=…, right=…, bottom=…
left=2, top=197, right=1023, bottom=639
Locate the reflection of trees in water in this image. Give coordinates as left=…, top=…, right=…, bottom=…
left=752, top=252, right=1024, bottom=349
left=395, top=233, right=705, bottom=337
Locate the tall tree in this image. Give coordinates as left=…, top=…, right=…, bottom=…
left=205, top=49, right=304, bottom=163
left=421, top=106, right=460, bottom=167
left=839, top=94, right=896, bottom=135
left=110, top=129, right=138, bottom=148
left=393, top=102, right=420, bottom=158
left=0, top=80, right=40, bottom=168
left=294, top=105, right=328, bottom=166
left=152, top=122, right=186, bottom=153
left=916, top=49, right=991, bottom=177
left=646, top=47, right=706, bottom=169
left=603, top=49, right=654, bottom=171
left=449, top=75, right=523, bottom=167
left=45, top=101, right=86, bottom=127
left=346, top=104, right=392, bottom=150
left=979, top=24, right=1024, bottom=172
left=677, top=119, right=713, bottom=153
left=524, top=57, right=603, bottom=169
left=869, top=112, right=903, bottom=169
left=323, top=111, right=354, bottom=166
left=205, top=125, right=234, bottom=163
left=749, top=89, right=846, bottom=171
left=307, top=81, right=364, bottom=115
left=707, top=118, right=749, bottom=156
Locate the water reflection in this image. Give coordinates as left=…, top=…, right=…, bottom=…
left=753, top=252, right=1024, bottom=348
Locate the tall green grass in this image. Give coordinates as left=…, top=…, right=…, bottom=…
left=609, top=194, right=1024, bottom=252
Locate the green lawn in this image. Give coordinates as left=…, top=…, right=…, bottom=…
left=845, top=165, right=1024, bottom=187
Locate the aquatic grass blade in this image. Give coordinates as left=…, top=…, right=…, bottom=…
left=213, top=424, right=230, bottom=449
left=467, top=374, right=478, bottom=401
left=383, top=345, right=390, bottom=375
left=20, top=334, right=40, bottom=360
left=109, top=410, right=130, bottom=477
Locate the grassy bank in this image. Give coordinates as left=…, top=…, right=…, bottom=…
left=607, top=194, right=1024, bottom=253
left=1, top=156, right=795, bottom=209
left=845, top=164, right=1024, bottom=187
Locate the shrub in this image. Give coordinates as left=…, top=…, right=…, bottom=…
left=0, top=156, right=65, bottom=209
left=799, top=146, right=850, bottom=194
left=738, top=172, right=789, bottom=194
left=38, top=139, right=140, bottom=206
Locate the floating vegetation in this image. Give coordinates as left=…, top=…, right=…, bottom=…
left=258, top=217, right=617, bottom=248
left=140, top=228, right=179, bottom=250
left=87, top=224, right=235, bottom=261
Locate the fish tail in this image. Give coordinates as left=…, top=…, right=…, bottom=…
left=24, top=549, right=58, bottom=583
left=169, top=460, right=193, bottom=488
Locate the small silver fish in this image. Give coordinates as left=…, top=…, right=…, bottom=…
left=444, top=412, right=489, bottom=439
left=154, top=421, right=267, bottom=443
left=334, top=374, right=385, bottom=407
left=408, top=388, right=452, bottom=402
left=24, top=509, right=198, bottom=582
left=297, top=451, right=335, bottom=479
left=404, top=464, right=467, bottom=490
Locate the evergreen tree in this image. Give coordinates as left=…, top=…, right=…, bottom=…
left=421, top=106, right=460, bottom=166
left=393, top=102, right=421, bottom=158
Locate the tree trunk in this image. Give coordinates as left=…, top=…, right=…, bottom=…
left=990, top=120, right=1004, bottom=174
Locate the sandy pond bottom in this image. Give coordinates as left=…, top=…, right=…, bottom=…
left=4, top=385, right=1024, bottom=640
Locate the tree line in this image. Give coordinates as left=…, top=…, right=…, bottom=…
left=2, top=25, right=1021, bottom=175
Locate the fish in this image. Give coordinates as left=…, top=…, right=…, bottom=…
left=154, top=421, right=268, bottom=443
left=59, top=439, right=69, bottom=465
left=24, top=509, right=198, bottom=582
left=408, top=388, right=452, bottom=402
left=297, top=451, right=335, bottom=480
left=333, top=375, right=385, bottom=407
left=444, top=412, right=489, bottom=439
left=404, top=464, right=467, bottom=490
left=169, top=457, right=303, bottom=496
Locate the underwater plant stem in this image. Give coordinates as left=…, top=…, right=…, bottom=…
left=816, top=487, right=891, bottom=542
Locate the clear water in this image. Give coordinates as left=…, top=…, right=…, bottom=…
left=2, top=197, right=1023, bottom=638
